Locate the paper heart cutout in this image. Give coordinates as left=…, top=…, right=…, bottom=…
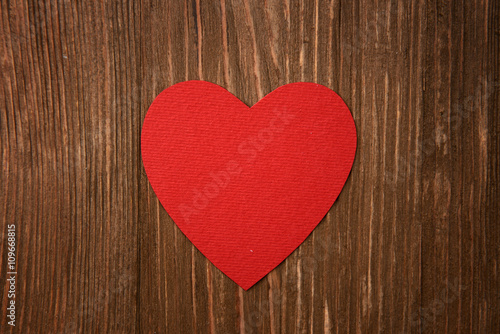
left=141, top=81, right=356, bottom=290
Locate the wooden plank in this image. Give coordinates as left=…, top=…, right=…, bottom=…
left=336, top=1, right=425, bottom=332
left=420, top=1, right=498, bottom=333
left=0, top=0, right=140, bottom=332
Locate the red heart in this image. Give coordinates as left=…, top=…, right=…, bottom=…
left=141, top=81, right=356, bottom=290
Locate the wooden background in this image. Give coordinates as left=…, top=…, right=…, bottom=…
left=1, top=0, right=499, bottom=333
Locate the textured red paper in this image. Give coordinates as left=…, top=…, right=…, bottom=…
left=141, top=81, right=357, bottom=290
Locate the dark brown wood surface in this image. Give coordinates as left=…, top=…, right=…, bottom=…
left=1, top=0, right=499, bottom=333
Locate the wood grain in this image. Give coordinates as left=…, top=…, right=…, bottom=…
left=0, top=0, right=498, bottom=333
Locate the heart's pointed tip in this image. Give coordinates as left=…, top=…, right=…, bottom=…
left=238, top=283, right=256, bottom=291
left=234, top=277, right=260, bottom=291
